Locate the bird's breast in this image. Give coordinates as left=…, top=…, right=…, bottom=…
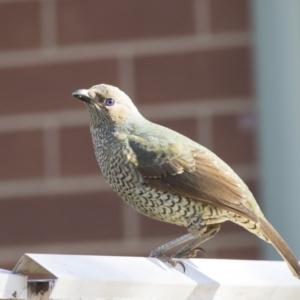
left=91, top=139, right=192, bottom=225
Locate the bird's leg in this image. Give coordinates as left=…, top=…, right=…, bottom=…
left=149, top=215, right=208, bottom=258
left=149, top=233, right=198, bottom=271
left=149, top=216, right=215, bottom=270
left=171, top=215, right=216, bottom=258
left=149, top=233, right=196, bottom=258
left=172, top=224, right=221, bottom=259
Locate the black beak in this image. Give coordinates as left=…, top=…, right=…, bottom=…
left=72, top=89, right=92, bottom=103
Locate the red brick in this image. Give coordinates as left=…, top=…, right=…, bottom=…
left=212, top=113, right=256, bottom=164
left=210, top=0, right=250, bottom=32
left=245, top=180, right=259, bottom=202
left=156, top=118, right=198, bottom=142
left=60, top=126, right=99, bottom=175
left=0, top=191, right=123, bottom=245
left=0, top=1, right=40, bottom=51
left=136, top=47, right=252, bottom=103
left=57, top=0, right=194, bottom=45
left=140, top=213, right=186, bottom=237
left=216, top=246, right=261, bottom=260
left=0, top=131, right=43, bottom=180
left=0, top=59, right=118, bottom=116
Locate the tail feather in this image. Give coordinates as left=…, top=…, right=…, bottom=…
left=259, top=217, right=300, bottom=279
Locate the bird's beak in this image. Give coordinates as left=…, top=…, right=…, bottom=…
left=72, top=89, right=92, bottom=104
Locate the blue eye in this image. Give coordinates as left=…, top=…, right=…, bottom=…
left=105, top=98, right=115, bottom=106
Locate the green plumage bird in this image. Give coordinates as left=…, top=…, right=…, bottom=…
left=73, top=83, right=300, bottom=279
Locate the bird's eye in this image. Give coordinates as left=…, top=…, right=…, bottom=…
left=105, top=98, right=115, bottom=106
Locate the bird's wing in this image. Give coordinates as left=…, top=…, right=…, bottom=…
left=128, top=135, right=257, bottom=221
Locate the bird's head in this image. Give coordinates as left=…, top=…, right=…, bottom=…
left=72, top=84, right=143, bottom=129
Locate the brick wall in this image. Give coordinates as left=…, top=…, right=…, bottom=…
left=0, top=0, right=260, bottom=269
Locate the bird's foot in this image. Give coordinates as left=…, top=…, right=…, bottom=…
left=151, top=254, right=186, bottom=272
left=172, top=247, right=207, bottom=259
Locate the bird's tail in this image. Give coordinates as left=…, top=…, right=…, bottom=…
left=258, top=217, right=300, bottom=279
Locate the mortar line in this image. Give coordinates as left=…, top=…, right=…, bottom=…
left=40, top=0, right=57, bottom=48
left=0, top=98, right=254, bottom=133
left=119, top=56, right=136, bottom=102
left=0, top=32, right=251, bottom=69
left=197, top=115, right=214, bottom=150
left=194, top=0, right=211, bottom=34
left=43, top=120, right=60, bottom=177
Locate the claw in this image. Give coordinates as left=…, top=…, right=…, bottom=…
left=172, top=246, right=207, bottom=259
left=175, top=260, right=186, bottom=273
left=166, top=258, right=186, bottom=273
left=151, top=254, right=186, bottom=272
left=188, top=247, right=207, bottom=258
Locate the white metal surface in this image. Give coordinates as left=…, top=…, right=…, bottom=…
left=190, top=259, right=300, bottom=300
left=0, top=268, right=27, bottom=299
left=12, top=254, right=300, bottom=300
left=14, top=254, right=215, bottom=300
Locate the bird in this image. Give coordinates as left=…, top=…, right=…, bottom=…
left=72, top=83, right=300, bottom=279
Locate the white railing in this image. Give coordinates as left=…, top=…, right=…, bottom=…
left=1, top=254, right=299, bottom=299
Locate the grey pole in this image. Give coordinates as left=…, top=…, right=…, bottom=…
left=252, top=0, right=300, bottom=259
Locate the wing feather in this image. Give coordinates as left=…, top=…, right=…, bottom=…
left=128, top=135, right=257, bottom=221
